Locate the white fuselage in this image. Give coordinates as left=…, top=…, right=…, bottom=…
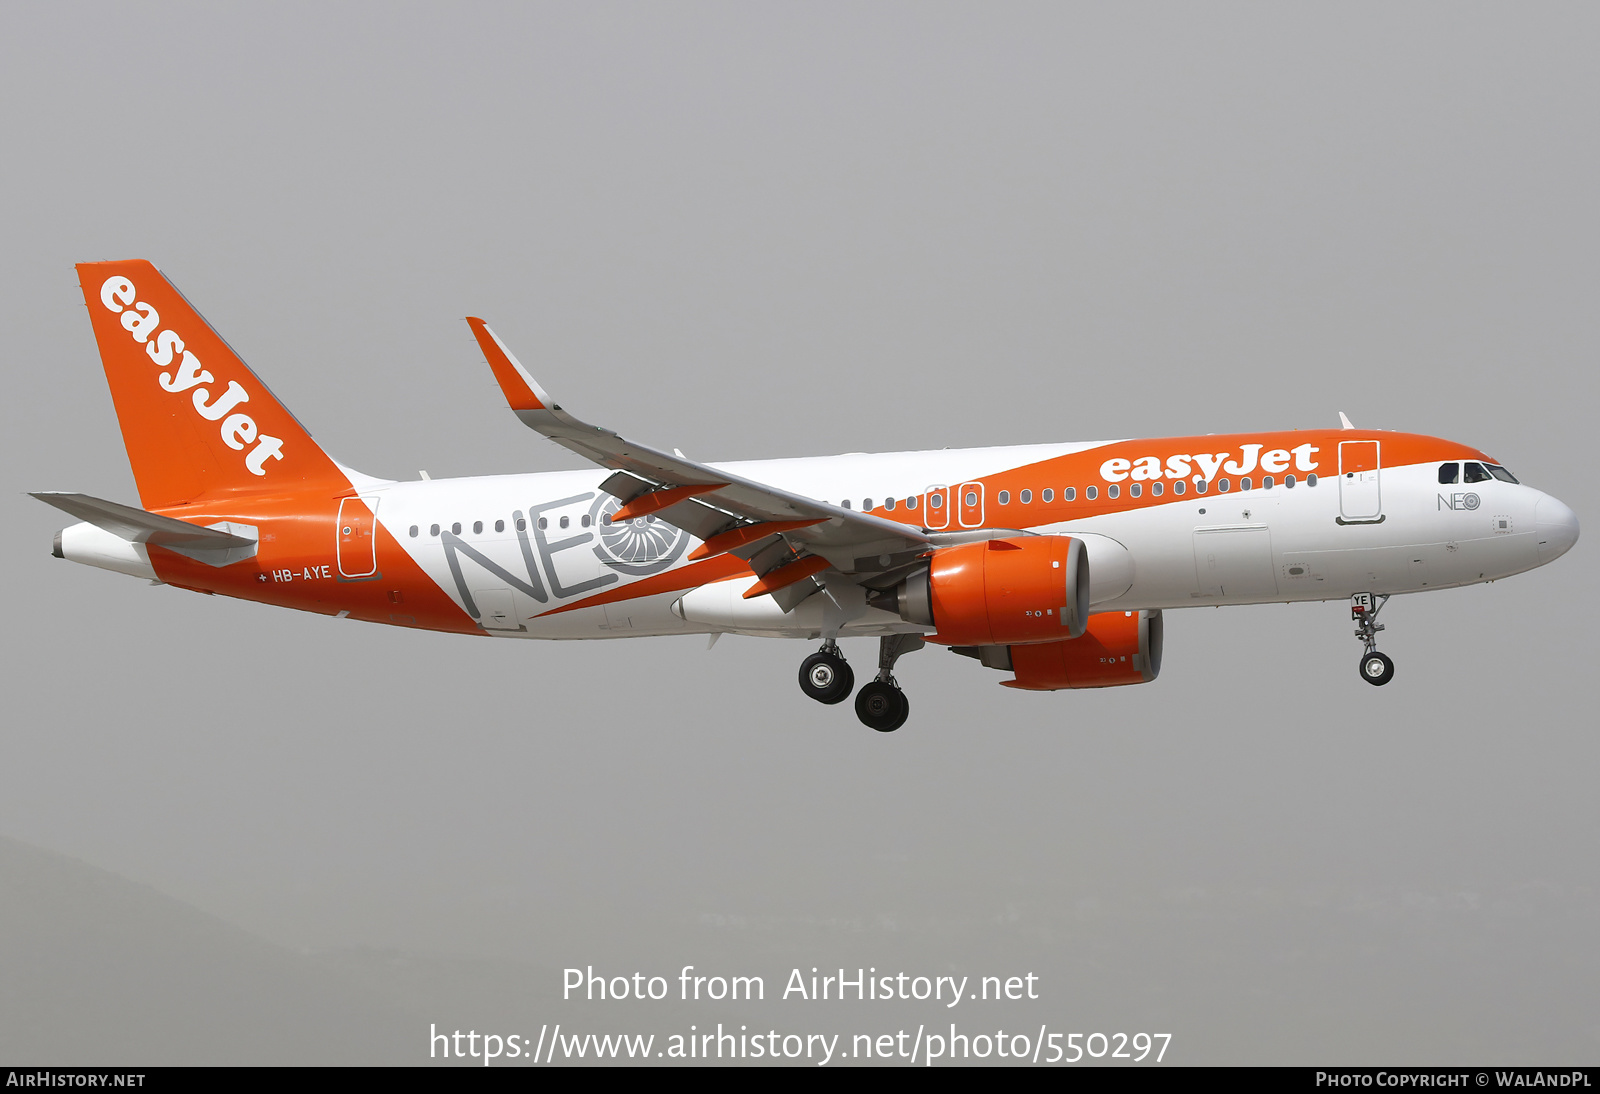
left=353, top=441, right=1569, bottom=642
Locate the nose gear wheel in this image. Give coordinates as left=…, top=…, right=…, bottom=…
left=1350, top=593, right=1395, bottom=686
left=1360, top=651, right=1395, bottom=685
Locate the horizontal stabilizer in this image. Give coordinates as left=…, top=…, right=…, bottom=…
left=30, top=492, right=255, bottom=549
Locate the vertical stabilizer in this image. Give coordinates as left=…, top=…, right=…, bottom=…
left=76, top=260, right=350, bottom=509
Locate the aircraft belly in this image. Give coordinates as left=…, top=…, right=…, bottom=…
left=673, top=579, right=917, bottom=639
left=1192, top=525, right=1279, bottom=599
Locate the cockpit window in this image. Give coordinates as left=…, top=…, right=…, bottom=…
left=1485, top=464, right=1519, bottom=484
left=1438, top=463, right=1459, bottom=485
left=1463, top=462, right=1492, bottom=484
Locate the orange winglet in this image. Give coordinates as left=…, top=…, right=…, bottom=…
left=610, top=483, right=724, bottom=523
left=465, top=317, right=549, bottom=412
left=741, top=554, right=832, bottom=599
left=687, top=519, right=827, bottom=561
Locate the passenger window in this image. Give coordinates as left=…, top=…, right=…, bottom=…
left=1463, top=462, right=1492, bottom=484
left=473, top=521, right=483, bottom=534
left=1064, top=487, right=1076, bottom=502
left=1173, top=481, right=1185, bottom=496
left=1086, top=486, right=1098, bottom=501
left=1485, top=464, right=1518, bottom=484
left=1151, top=482, right=1163, bottom=497
left=409, top=525, right=418, bottom=538
left=1218, top=479, right=1231, bottom=492
left=885, top=497, right=897, bottom=510
left=1306, top=474, right=1317, bottom=487
left=1130, top=483, right=1141, bottom=498
left=998, top=490, right=1010, bottom=505
left=1285, top=475, right=1297, bottom=488
left=908, top=496, right=919, bottom=510
left=863, top=498, right=873, bottom=510
left=1240, top=477, right=1252, bottom=491
left=1438, top=463, right=1460, bottom=485
left=1042, top=488, right=1054, bottom=503
left=1021, top=489, right=1032, bottom=504
left=429, top=524, right=440, bottom=536
left=1195, top=480, right=1207, bottom=494
left=495, top=520, right=505, bottom=533
left=451, top=522, right=462, bottom=535
left=1108, top=484, right=1119, bottom=499
left=537, top=517, right=548, bottom=530
left=964, top=491, right=977, bottom=506
left=516, top=518, right=527, bottom=531
left=930, top=495, right=943, bottom=509
left=841, top=499, right=851, bottom=509
left=581, top=515, right=592, bottom=527
left=559, top=516, right=570, bottom=529
left=1262, top=475, right=1274, bottom=489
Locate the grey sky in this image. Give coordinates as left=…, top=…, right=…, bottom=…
left=3, top=2, right=1596, bottom=1064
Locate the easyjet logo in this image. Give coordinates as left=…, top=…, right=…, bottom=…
left=99, top=276, right=285, bottom=476
left=1099, top=442, right=1320, bottom=483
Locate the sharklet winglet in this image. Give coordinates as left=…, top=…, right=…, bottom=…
left=465, top=317, right=551, bottom=412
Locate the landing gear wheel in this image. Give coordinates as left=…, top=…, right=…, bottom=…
left=1350, top=593, right=1395, bottom=688
left=855, top=681, right=909, bottom=732
left=799, top=651, right=854, bottom=704
left=1359, top=651, right=1394, bottom=686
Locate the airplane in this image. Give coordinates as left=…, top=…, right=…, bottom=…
left=36, top=260, right=1580, bottom=732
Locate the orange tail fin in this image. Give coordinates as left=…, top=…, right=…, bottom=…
left=77, top=260, right=350, bottom=510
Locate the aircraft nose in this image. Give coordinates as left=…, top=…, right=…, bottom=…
left=1535, top=494, right=1579, bottom=562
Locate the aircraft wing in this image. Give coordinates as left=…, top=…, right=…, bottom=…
left=466, top=318, right=931, bottom=603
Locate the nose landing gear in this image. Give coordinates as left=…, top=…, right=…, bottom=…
left=1351, top=592, right=1395, bottom=686
left=1360, top=650, right=1395, bottom=685
left=798, top=642, right=853, bottom=704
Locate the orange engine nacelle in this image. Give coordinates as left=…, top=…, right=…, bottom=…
left=873, top=536, right=1090, bottom=646
left=952, top=609, right=1165, bottom=690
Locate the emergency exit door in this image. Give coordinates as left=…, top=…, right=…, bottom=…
left=337, top=496, right=380, bottom=578
left=957, top=482, right=985, bottom=528
left=1338, top=441, right=1382, bottom=522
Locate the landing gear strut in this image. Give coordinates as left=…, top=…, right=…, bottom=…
left=798, top=642, right=853, bottom=704
left=854, top=634, right=923, bottom=732
left=1351, top=592, right=1394, bottom=686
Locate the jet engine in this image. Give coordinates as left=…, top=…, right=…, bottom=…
left=951, top=609, right=1164, bottom=690
left=870, top=536, right=1091, bottom=646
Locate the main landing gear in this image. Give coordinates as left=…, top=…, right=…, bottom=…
left=1351, top=592, right=1395, bottom=686
left=798, top=642, right=854, bottom=705
left=856, top=634, right=923, bottom=733
left=855, top=682, right=907, bottom=733
left=796, top=635, right=924, bottom=731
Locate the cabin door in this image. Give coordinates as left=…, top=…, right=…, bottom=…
left=336, top=497, right=379, bottom=578
left=1338, top=441, right=1382, bottom=521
